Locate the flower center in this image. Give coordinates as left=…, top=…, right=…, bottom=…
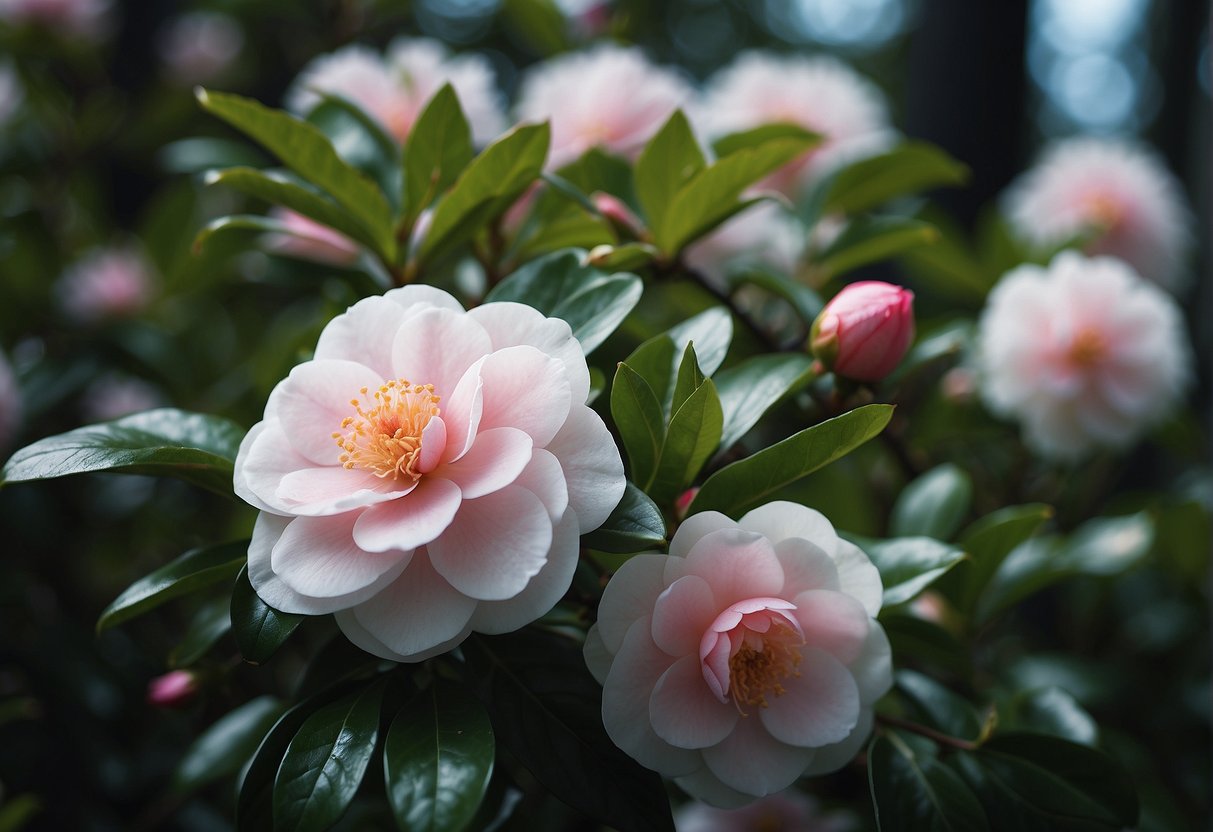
left=1082, top=192, right=1124, bottom=232
left=332, top=379, right=440, bottom=481
left=1067, top=327, right=1107, bottom=369
left=727, top=618, right=804, bottom=713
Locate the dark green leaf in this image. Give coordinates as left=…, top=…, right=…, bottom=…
left=238, top=699, right=326, bottom=831
left=231, top=565, right=304, bottom=665
left=96, top=540, right=247, bottom=632
left=169, top=595, right=232, bottom=668
left=954, top=504, right=1052, bottom=611
left=812, top=216, right=940, bottom=281
left=896, top=670, right=982, bottom=740
left=882, top=613, right=972, bottom=677
left=384, top=679, right=494, bottom=832
left=624, top=307, right=733, bottom=416
left=714, top=353, right=817, bottom=452
left=192, top=213, right=293, bottom=255
left=403, top=84, right=474, bottom=223
left=689, top=404, right=893, bottom=518
left=650, top=379, right=722, bottom=503
left=711, top=122, right=821, bottom=158
left=820, top=142, right=969, bottom=217
left=581, top=483, right=667, bottom=554
left=634, top=110, right=705, bottom=235
left=1004, top=688, right=1098, bottom=747
left=306, top=92, right=402, bottom=212
left=585, top=242, right=659, bottom=272
left=857, top=535, right=968, bottom=607
left=2, top=408, right=245, bottom=497
left=610, top=363, right=665, bottom=489
left=273, top=681, right=385, bottom=832
left=173, top=696, right=287, bottom=794
left=891, top=464, right=974, bottom=541
left=868, top=732, right=989, bottom=832
left=670, top=342, right=705, bottom=417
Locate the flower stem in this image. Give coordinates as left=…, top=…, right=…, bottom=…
left=876, top=712, right=981, bottom=752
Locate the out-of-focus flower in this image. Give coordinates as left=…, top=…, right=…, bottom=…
left=58, top=245, right=154, bottom=323
left=157, top=12, right=243, bottom=84
left=0, top=347, right=21, bottom=451
left=146, top=670, right=198, bottom=708
left=0, top=0, right=109, bottom=38
left=264, top=208, right=361, bottom=266
left=675, top=790, right=855, bottom=832
left=0, top=60, right=23, bottom=127
left=287, top=38, right=505, bottom=146
left=1003, top=137, right=1192, bottom=291
left=234, top=286, right=624, bottom=662
left=978, top=251, right=1190, bottom=461
left=585, top=502, right=891, bottom=807
left=82, top=374, right=163, bottom=423
left=684, top=203, right=806, bottom=287
left=810, top=281, right=915, bottom=382
left=696, top=52, right=892, bottom=196
left=515, top=44, right=694, bottom=170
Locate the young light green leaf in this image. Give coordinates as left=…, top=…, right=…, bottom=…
left=670, top=342, right=705, bottom=416
left=819, top=142, right=970, bottom=217
left=649, top=378, right=723, bottom=503
left=610, top=363, right=666, bottom=489
left=689, top=404, right=893, bottom=518
left=581, top=483, right=667, bottom=554
left=811, top=216, right=940, bottom=281
left=172, top=696, right=287, bottom=795
left=403, top=84, right=474, bottom=222
left=231, top=565, right=304, bottom=665
left=891, top=464, right=974, bottom=541
left=305, top=92, right=402, bottom=213
left=2, top=408, right=245, bottom=497
left=714, top=353, right=817, bottom=452
left=634, top=110, right=706, bottom=234
left=711, top=122, right=822, bottom=158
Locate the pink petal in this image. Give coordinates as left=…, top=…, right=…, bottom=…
left=275, top=465, right=414, bottom=516
left=834, top=540, right=883, bottom=617
left=673, top=767, right=755, bottom=810
left=543, top=404, right=625, bottom=531
left=435, top=426, right=533, bottom=499
left=469, top=301, right=590, bottom=403
left=596, top=554, right=669, bottom=654
left=802, top=709, right=873, bottom=776
left=273, top=359, right=385, bottom=465
left=475, top=345, right=571, bottom=447
left=651, top=574, right=717, bottom=657
left=385, top=284, right=464, bottom=314
left=583, top=625, right=611, bottom=684
left=851, top=625, right=894, bottom=705
left=758, top=647, right=860, bottom=748
left=791, top=589, right=871, bottom=664
left=417, top=416, right=446, bottom=473
left=391, top=306, right=493, bottom=399
left=668, top=511, right=735, bottom=559
left=313, top=295, right=408, bottom=377
left=649, top=655, right=740, bottom=749
left=236, top=421, right=310, bottom=513
left=336, top=607, right=473, bottom=664
left=270, top=511, right=413, bottom=598
left=440, top=359, right=485, bottom=463
left=738, top=501, right=839, bottom=554
left=427, top=485, right=553, bottom=601
left=682, top=529, right=786, bottom=607
left=351, top=477, right=463, bottom=552
left=701, top=712, right=814, bottom=797
left=512, top=448, right=570, bottom=520
left=773, top=538, right=841, bottom=597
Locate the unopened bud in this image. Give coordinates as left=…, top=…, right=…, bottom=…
left=592, top=192, right=643, bottom=237
left=147, top=670, right=198, bottom=708
left=810, top=281, right=915, bottom=382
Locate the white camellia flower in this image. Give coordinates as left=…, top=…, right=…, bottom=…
left=585, top=502, right=891, bottom=807
left=978, top=251, right=1191, bottom=461
left=287, top=38, right=506, bottom=146
left=515, top=44, right=694, bottom=170
left=234, top=286, right=625, bottom=662
left=1003, top=137, right=1192, bottom=291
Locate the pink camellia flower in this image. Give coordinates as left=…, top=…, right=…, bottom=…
left=0, top=0, right=109, bottom=38
left=287, top=38, right=505, bottom=146
left=0, top=347, right=20, bottom=451
left=147, top=670, right=198, bottom=708
left=585, top=502, right=892, bottom=807
left=978, top=251, right=1190, bottom=461
left=676, top=790, right=855, bottom=832
left=696, top=52, right=892, bottom=197
left=234, top=286, right=625, bottom=662
left=1003, top=137, right=1192, bottom=291
left=810, top=281, right=915, bottom=382
left=265, top=208, right=361, bottom=266
left=58, top=245, right=154, bottom=323
left=157, top=11, right=243, bottom=84
left=515, top=44, right=694, bottom=170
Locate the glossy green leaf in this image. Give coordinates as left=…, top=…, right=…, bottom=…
left=169, top=595, right=232, bottom=668
left=383, top=679, right=494, bottom=832
left=714, top=353, right=817, bottom=451
left=711, top=122, right=821, bottom=158
left=96, top=540, right=246, bottom=632
left=634, top=110, right=705, bottom=234
left=820, top=142, right=969, bottom=217
left=812, top=216, right=940, bottom=280
left=196, top=89, right=394, bottom=258
left=891, top=464, right=974, bottom=541
left=650, top=378, right=722, bottom=503
left=192, top=213, right=293, bottom=255
left=868, top=732, right=989, bottom=832
left=896, top=670, right=982, bottom=740
left=670, top=342, right=705, bottom=416
left=585, top=241, right=659, bottom=272
left=689, top=404, right=893, bottom=518
left=173, top=696, right=287, bottom=794
left=857, top=535, right=968, bottom=607
left=625, top=307, right=733, bottom=415
left=882, top=613, right=972, bottom=678
left=238, top=699, right=325, bottom=831
left=462, top=631, right=674, bottom=832
left=403, top=84, right=474, bottom=222
left=273, top=681, right=385, bottom=832
left=417, top=123, right=550, bottom=264
left=1004, top=688, right=1098, bottom=747
left=2, top=408, right=244, bottom=497
left=581, top=483, right=667, bottom=553
left=231, top=565, right=304, bottom=665
left=610, top=363, right=665, bottom=489
left=305, top=92, right=402, bottom=212
left=955, top=503, right=1052, bottom=611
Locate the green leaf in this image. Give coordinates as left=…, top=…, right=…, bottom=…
left=689, top=404, right=893, bottom=518
left=670, top=342, right=705, bottom=417
left=625, top=307, right=734, bottom=415
left=96, top=540, right=247, bottom=632
left=2, top=408, right=245, bottom=497
left=196, top=89, right=394, bottom=260
left=585, top=242, right=660, bottom=272
left=403, top=84, right=474, bottom=223
left=417, top=123, right=550, bottom=264
left=882, top=613, right=971, bottom=678
left=192, top=213, right=292, bottom=255
left=819, top=142, right=969, bottom=217
left=238, top=700, right=324, bottom=831
left=868, top=732, right=990, bottom=832
left=1004, top=688, right=1098, bottom=747
left=169, top=595, right=232, bottom=667
left=857, top=535, right=968, bottom=607
left=729, top=267, right=824, bottom=325
left=891, top=464, right=974, bottom=541
left=203, top=167, right=384, bottom=257
left=581, top=483, right=667, bottom=554
left=486, top=249, right=643, bottom=354
left=634, top=111, right=706, bottom=236
left=711, top=122, right=821, bottom=158
left=383, top=679, right=494, bottom=832
left=896, top=670, right=982, bottom=741
left=954, top=504, right=1052, bottom=611
left=610, top=363, right=665, bottom=489
left=714, top=353, right=817, bottom=452
left=305, top=92, right=402, bottom=213
left=462, top=631, right=674, bottom=832
left=812, top=216, right=940, bottom=281
left=273, top=681, right=385, bottom=832
left=231, top=565, right=304, bottom=665
left=173, top=696, right=288, bottom=794
left=650, top=379, right=722, bottom=503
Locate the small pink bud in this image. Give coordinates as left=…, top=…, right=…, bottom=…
left=592, top=192, right=642, bottom=237
left=147, top=670, right=198, bottom=708
left=810, top=281, right=915, bottom=382
left=674, top=487, right=698, bottom=520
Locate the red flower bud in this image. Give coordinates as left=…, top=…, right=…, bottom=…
left=810, top=281, right=915, bottom=382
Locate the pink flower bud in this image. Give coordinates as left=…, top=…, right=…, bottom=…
left=810, top=281, right=914, bottom=382
left=146, top=670, right=198, bottom=708
left=592, top=192, right=642, bottom=236
left=674, top=487, right=698, bottom=520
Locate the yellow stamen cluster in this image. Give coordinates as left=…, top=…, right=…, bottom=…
left=332, top=379, right=440, bottom=481
left=728, top=620, right=804, bottom=715
left=1068, top=327, right=1107, bottom=369
left=1084, top=192, right=1124, bottom=232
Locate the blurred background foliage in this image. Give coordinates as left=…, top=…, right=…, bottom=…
left=0, top=1, right=1208, bottom=830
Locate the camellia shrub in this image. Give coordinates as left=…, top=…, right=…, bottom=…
left=0, top=16, right=1207, bottom=832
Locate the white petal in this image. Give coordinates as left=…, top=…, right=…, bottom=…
left=475, top=345, right=571, bottom=447
left=669, top=512, right=736, bottom=558
left=512, top=448, right=570, bottom=520
left=738, top=501, right=840, bottom=555
left=651, top=574, right=717, bottom=657
left=649, top=655, right=740, bottom=749
left=701, top=712, right=813, bottom=798
left=391, top=306, right=493, bottom=399
left=384, top=284, right=464, bottom=313
left=271, top=511, right=413, bottom=598
left=314, top=295, right=409, bottom=377
left=673, top=766, right=755, bottom=810
left=773, top=537, right=841, bottom=597
left=274, top=359, right=384, bottom=465
left=275, top=465, right=414, bottom=516
left=596, top=554, right=669, bottom=654
left=802, top=709, right=873, bottom=776
left=335, top=607, right=472, bottom=664
left=238, top=420, right=314, bottom=513
left=469, top=301, right=591, bottom=403
left=758, top=647, right=860, bottom=747
left=850, top=623, right=894, bottom=705
left=351, top=477, right=463, bottom=552
left=543, top=404, right=624, bottom=531
left=583, top=624, right=611, bottom=684
left=435, top=427, right=533, bottom=499
left=680, top=529, right=786, bottom=607
left=834, top=539, right=883, bottom=617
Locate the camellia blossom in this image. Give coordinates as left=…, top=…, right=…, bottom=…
left=696, top=52, right=892, bottom=196
left=515, top=44, right=694, bottom=170
left=157, top=11, right=243, bottom=84
left=977, top=251, right=1190, bottom=461
left=810, top=281, right=915, bottom=382
left=585, top=503, right=892, bottom=807
left=146, top=670, right=198, bottom=708
left=287, top=38, right=505, bottom=146
left=0, top=0, right=109, bottom=38
left=234, top=286, right=625, bottom=662
left=1003, top=137, right=1192, bottom=291
left=675, top=790, right=854, bottom=832
left=58, top=245, right=154, bottom=323
left=265, top=208, right=361, bottom=267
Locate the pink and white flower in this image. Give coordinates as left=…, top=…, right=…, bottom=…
left=0, top=0, right=109, bottom=38
left=287, top=38, right=505, bottom=146
left=675, top=790, right=854, bottom=832
left=265, top=208, right=361, bottom=267
left=515, top=44, right=694, bottom=170
left=1003, top=137, right=1192, bottom=291
left=234, top=286, right=625, bottom=662
left=58, top=245, right=154, bottom=322
left=810, top=281, right=915, bottom=382
left=585, top=502, right=891, bottom=807
left=695, top=52, right=892, bottom=196
left=157, top=11, right=243, bottom=84
left=977, top=251, right=1190, bottom=461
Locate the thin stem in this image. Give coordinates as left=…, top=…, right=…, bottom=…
left=876, top=713, right=980, bottom=752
